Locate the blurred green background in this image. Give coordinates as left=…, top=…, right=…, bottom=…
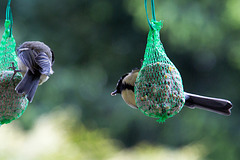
left=0, top=0, right=240, bottom=159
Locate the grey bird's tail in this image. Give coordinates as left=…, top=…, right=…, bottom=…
left=15, top=70, right=40, bottom=103
left=184, top=92, right=232, bottom=116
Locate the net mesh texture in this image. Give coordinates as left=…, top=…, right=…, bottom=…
left=135, top=20, right=185, bottom=122
left=0, top=20, right=28, bottom=125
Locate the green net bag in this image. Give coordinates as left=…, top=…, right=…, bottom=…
left=135, top=0, right=185, bottom=122
left=0, top=1, right=28, bottom=125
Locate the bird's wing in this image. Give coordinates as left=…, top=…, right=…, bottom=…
left=35, top=52, right=51, bottom=76
left=17, top=49, right=38, bottom=74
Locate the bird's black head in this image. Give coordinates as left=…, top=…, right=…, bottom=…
left=111, top=73, right=128, bottom=96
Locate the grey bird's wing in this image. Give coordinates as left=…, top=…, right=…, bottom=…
left=17, top=49, right=38, bottom=73
left=35, top=52, right=51, bottom=76
left=18, top=49, right=51, bottom=75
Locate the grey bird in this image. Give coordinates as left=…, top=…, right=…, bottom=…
left=111, top=69, right=232, bottom=116
left=14, top=41, right=54, bottom=103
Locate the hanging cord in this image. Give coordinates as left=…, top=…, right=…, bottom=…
left=6, top=0, right=13, bottom=37
left=151, top=0, right=156, bottom=21
left=144, top=0, right=156, bottom=30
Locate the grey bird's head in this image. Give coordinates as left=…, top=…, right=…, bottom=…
left=17, top=41, right=55, bottom=65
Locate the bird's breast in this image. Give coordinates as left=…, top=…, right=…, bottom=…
left=39, top=75, right=49, bottom=85
left=122, top=90, right=138, bottom=109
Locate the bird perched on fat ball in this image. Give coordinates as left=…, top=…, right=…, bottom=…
left=111, top=69, right=232, bottom=116
left=9, top=41, right=55, bottom=103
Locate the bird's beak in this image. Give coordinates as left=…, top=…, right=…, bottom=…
left=111, top=90, right=118, bottom=96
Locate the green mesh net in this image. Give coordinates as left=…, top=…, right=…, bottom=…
left=0, top=2, right=28, bottom=125
left=134, top=0, right=185, bottom=122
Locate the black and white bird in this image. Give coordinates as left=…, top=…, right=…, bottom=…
left=111, top=69, right=232, bottom=116
left=14, top=41, right=55, bottom=103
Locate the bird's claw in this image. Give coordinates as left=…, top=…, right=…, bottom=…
left=8, top=62, right=21, bottom=81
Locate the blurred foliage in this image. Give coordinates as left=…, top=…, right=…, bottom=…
left=0, top=0, right=239, bottom=159
left=0, top=110, right=206, bottom=160
left=0, top=110, right=118, bottom=160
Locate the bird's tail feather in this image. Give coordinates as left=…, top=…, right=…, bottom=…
left=15, top=70, right=40, bottom=103
left=184, top=92, right=232, bottom=116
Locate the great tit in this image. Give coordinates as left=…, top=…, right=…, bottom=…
left=111, top=69, right=232, bottom=115
left=13, top=41, right=55, bottom=103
